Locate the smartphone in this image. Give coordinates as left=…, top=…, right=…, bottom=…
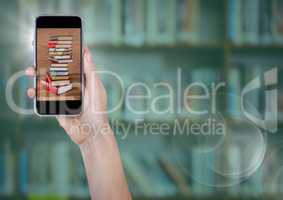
left=35, top=16, right=83, bottom=115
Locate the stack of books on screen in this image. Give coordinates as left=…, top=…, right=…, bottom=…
left=41, top=35, right=73, bottom=95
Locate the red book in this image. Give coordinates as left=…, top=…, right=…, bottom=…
left=48, top=44, right=72, bottom=48
left=48, top=41, right=72, bottom=45
left=41, top=80, right=58, bottom=95
left=46, top=73, right=52, bottom=83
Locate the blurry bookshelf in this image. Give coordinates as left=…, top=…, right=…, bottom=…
left=0, top=0, right=283, bottom=200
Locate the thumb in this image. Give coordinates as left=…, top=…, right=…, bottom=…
left=83, top=47, right=96, bottom=83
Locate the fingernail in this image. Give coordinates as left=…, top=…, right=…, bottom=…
left=87, top=50, right=93, bottom=63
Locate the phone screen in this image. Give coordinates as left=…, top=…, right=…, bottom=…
left=36, top=16, right=82, bottom=115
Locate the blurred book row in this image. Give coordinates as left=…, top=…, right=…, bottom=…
left=18, top=0, right=222, bottom=46
left=0, top=140, right=89, bottom=199
left=228, top=0, right=283, bottom=45
left=18, top=0, right=283, bottom=47
left=0, top=138, right=283, bottom=198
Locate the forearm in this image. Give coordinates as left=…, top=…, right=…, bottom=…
left=79, top=125, right=131, bottom=200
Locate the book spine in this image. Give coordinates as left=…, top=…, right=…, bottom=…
left=167, top=0, right=176, bottom=44
left=159, top=158, right=190, bottom=196
left=49, top=36, right=73, bottom=41
left=156, top=0, right=176, bottom=44
left=112, top=0, right=123, bottom=45
left=93, top=0, right=113, bottom=42
left=48, top=59, right=73, bottom=64
left=146, top=0, right=158, bottom=44
left=243, top=0, right=258, bottom=44
left=19, top=149, right=28, bottom=194
left=122, top=154, right=153, bottom=196
left=272, top=0, right=278, bottom=42
left=49, top=48, right=72, bottom=52
left=274, top=0, right=283, bottom=43
left=52, top=55, right=72, bottom=60
left=48, top=44, right=72, bottom=48
left=46, top=74, right=52, bottom=83
left=236, top=0, right=243, bottom=44
left=4, top=141, right=14, bottom=194
left=227, top=67, right=241, bottom=117
left=228, top=145, right=241, bottom=195
left=51, top=142, right=70, bottom=196
left=58, top=84, right=73, bottom=95
left=229, top=0, right=242, bottom=44
left=192, top=0, right=201, bottom=44
left=228, top=0, right=236, bottom=42
left=50, top=64, right=69, bottom=67
left=49, top=51, right=72, bottom=56
left=0, top=145, right=5, bottom=193
left=143, top=155, right=176, bottom=196
left=50, top=76, right=69, bottom=81
left=124, top=0, right=146, bottom=46
left=252, top=0, right=260, bottom=44
left=51, top=81, right=70, bottom=87
left=49, top=71, right=69, bottom=76
left=49, top=67, right=68, bottom=72
left=81, top=0, right=96, bottom=44
left=191, top=148, right=214, bottom=196
left=29, top=142, right=50, bottom=194
left=249, top=167, right=263, bottom=196
left=48, top=41, right=72, bottom=45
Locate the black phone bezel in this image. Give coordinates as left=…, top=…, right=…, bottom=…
left=36, top=16, right=82, bottom=115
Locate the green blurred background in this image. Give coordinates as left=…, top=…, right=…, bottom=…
left=1, top=0, right=283, bottom=199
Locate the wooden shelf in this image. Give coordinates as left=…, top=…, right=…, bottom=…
left=88, top=42, right=283, bottom=56
left=227, top=44, right=283, bottom=54
left=89, top=43, right=224, bottom=51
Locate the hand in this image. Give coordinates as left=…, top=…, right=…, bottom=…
left=26, top=47, right=109, bottom=145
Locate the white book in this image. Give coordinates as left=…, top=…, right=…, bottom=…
left=49, top=58, right=73, bottom=64
left=49, top=67, right=68, bottom=72
left=58, top=84, right=73, bottom=95
left=56, top=59, right=73, bottom=64
left=50, top=63, right=69, bottom=67
left=52, top=55, right=71, bottom=60
left=50, top=44, right=72, bottom=48
left=51, top=80, right=70, bottom=87
left=50, top=71, right=69, bottom=76
left=49, top=48, right=72, bottom=52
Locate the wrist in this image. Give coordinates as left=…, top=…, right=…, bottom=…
left=78, top=122, right=115, bottom=150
